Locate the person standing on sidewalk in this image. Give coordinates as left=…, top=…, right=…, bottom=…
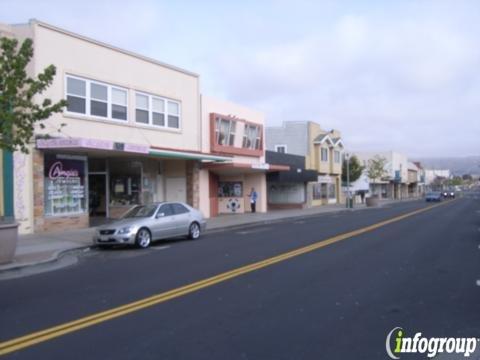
left=248, top=187, right=258, bottom=213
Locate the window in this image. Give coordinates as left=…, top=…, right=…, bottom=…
left=65, top=75, right=128, bottom=121
left=215, top=118, right=236, bottom=146
left=66, top=77, right=86, bottom=114
left=135, top=94, right=149, bottom=124
left=112, top=88, right=127, bottom=120
left=172, top=203, right=189, bottom=215
left=158, top=204, right=175, bottom=217
left=321, top=148, right=329, bottom=162
left=218, top=182, right=243, bottom=197
left=90, top=83, right=108, bottom=117
left=243, top=124, right=261, bottom=150
left=328, top=183, right=336, bottom=199
left=334, top=150, right=341, bottom=163
left=275, top=145, right=287, bottom=153
left=313, top=183, right=322, bottom=200
left=135, top=92, right=180, bottom=129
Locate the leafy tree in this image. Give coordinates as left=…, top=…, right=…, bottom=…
left=0, top=37, right=66, bottom=153
left=366, top=155, right=387, bottom=196
left=341, top=155, right=364, bottom=184
left=462, top=174, right=473, bottom=181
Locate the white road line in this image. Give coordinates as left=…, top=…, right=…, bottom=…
left=150, top=245, right=171, bottom=251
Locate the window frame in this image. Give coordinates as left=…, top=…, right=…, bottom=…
left=65, top=74, right=128, bottom=122
left=321, top=147, right=329, bottom=162
left=334, top=150, right=341, bottom=163
left=275, top=144, right=287, bottom=153
left=242, top=124, right=261, bottom=150
left=135, top=91, right=181, bottom=130
left=215, top=117, right=236, bottom=146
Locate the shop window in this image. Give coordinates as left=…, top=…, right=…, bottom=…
left=215, top=118, right=236, bottom=146
left=313, top=183, right=322, bottom=200
left=328, top=183, right=336, bottom=199
left=218, top=182, right=243, bottom=197
left=44, top=154, right=87, bottom=216
left=109, top=161, right=142, bottom=206
left=66, top=77, right=86, bottom=114
left=243, top=124, right=261, bottom=150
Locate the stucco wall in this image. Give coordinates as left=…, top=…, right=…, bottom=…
left=30, top=22, right=201, bottom=151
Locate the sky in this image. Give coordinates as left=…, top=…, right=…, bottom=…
left=1, top=0, right=479, bottom=157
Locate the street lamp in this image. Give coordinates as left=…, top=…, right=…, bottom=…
left=345, top=152, right=351, bottom=208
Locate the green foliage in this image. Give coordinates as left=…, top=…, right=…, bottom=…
left=366, top=155, right=388, bottom=183
left=0, top=37, right=67, bottom=153
left=341, top=155, right=364, bottom=184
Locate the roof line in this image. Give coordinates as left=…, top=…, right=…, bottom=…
left=28, top=19, right=200, bottom=78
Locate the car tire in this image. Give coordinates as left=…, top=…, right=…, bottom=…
left=188, top=222, right=201, bottom=240
left=135, top=228, right=152, bottom=249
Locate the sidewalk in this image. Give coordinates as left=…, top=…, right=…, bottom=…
left=0, top=198, right=419, bottom=273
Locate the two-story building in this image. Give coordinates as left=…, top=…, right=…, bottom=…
left=266, top=121, right=344, bottom=206
left=3, top=20, right=230, bottom=234
left=199, top=96, right=288, bottom=217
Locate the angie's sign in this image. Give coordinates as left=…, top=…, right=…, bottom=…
left=48, top=161, right=80, bottom=179
left=44, top=155, right=85, bottom=180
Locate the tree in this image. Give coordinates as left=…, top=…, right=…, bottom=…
left=366, top=155, right=387, bottom=196
left=1, top=37, right=66, bottom=220
left=341, top=155, right=364, bottom=184
left=1, top=37, right=66, bottom=153
left=462, top=174, right=473, bottom=182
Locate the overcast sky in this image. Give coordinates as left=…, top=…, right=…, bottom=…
left=1, top=0, right=479, bottom=157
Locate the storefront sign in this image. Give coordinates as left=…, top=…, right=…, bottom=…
left=317, top=175, right=333, bottom=183
left=36, top=137, right=149, bottom=154
left=251, top=163, right=270, bottom=170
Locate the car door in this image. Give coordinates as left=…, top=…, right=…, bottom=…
left=170, top=203, right=191, bottom=236
left=151, top=204, right=176, bottom=240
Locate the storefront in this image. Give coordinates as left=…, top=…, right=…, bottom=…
left=311, top=175, right=341, bottom=205
left=30, top=137, right=228, bottom=233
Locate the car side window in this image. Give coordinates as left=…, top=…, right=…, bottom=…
left=172, top=203, right=189, bottom=215
left=158, top=204, right=174, bottom=217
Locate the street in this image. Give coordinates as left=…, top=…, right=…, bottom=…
left=0, top=198, right=479, bottom=359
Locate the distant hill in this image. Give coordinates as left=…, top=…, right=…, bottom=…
left=414, top=156, right=480, bottom=176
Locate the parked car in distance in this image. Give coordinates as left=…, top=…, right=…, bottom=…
left=425, top=192, right=443, bottom=202
left=93, top=202, right=206, bottom=248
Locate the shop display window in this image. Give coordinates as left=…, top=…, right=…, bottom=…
left=218, top=182, right=243, bottom=198
left=44, top=154, right=87, bottom=216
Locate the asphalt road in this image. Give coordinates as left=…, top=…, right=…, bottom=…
left=0, top=198, right=479, bottom=359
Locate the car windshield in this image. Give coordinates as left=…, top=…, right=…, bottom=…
left=123, top=205, right=158, bottom=218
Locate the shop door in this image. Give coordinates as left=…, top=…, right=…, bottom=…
left=89, top=174, right=107, bottom=217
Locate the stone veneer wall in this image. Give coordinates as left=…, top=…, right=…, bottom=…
left=186, top=160, right=200, bottom=209
left=32, top=150, right=89, bottom=233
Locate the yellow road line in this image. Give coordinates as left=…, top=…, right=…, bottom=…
left=0, top=200, right=453, bottom=356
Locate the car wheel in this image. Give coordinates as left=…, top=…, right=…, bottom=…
left=188, top=222, right=201, bottom=240
left=136, top=228, right=152, bottom=248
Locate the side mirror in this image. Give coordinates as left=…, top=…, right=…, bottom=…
left=156, top=212, right=165, bottom=218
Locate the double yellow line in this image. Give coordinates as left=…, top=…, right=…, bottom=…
left=0, top=200, right=451, bottom=356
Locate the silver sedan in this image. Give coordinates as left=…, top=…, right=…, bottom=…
left=93, top=202, right=207, bottom=248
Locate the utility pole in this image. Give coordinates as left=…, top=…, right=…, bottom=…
left=346, top=152, right=351, bottom=208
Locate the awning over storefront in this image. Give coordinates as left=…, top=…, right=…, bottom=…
left=36, top=137, right=231, bottom=162
left=203, top=162, right=290, bottom=175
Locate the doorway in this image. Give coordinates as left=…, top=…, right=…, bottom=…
left=89, top=174, right=107, bottom=218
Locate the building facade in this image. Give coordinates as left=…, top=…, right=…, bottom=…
left=266, top=121, right=344, bottom=206
left=3, top=20, right=230, bottom=234
left=199, top=96, right=288, bottom=217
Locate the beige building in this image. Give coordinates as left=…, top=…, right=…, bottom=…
left=3, top=20, right=228, bottom=234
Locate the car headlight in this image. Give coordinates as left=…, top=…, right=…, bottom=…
left=117, top=226, right=135, bottom=234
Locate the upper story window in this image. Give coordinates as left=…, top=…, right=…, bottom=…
left=243, top=124, right=261, bottom=150
left=215, top=118, right=236, bottom=146
left=334, top=150, right=341, bottom=163
left=65, top=75, right=128, bottom=121
left=135, top=92, right=180, bottom=129
left=275, top=145, right=287, bottom=153
left=321, top=148, right=329, bottom=162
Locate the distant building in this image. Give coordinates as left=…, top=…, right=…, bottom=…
left=424, top=169, right=451, bottom=185
left=266, top=121, right=344, bottom=206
